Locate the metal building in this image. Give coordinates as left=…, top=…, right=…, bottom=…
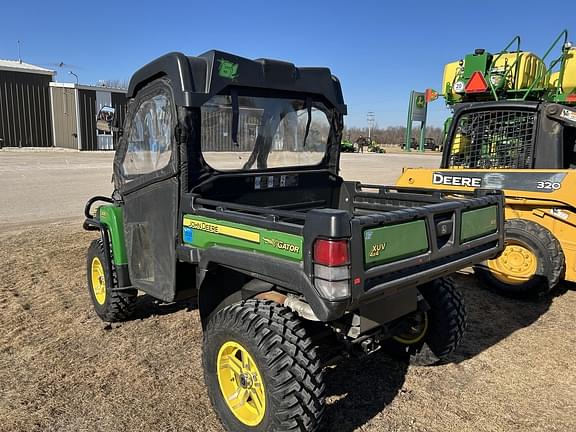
left=50, top=83, right=127, bottom=150
left=202, top=109, right=262, bottom=151
left=201, top=109, right=302, bottom=151
left=0, top=60, right=55, bottom=148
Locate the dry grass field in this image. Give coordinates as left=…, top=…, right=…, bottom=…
left=0, top=151, right=575, bottom=431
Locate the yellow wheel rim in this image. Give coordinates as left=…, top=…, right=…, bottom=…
left=217, top=341, right=266, bottom=426
left=393, top=312, right=429, bottom=345
left=91, top=257, right=106, bottom=305
left=487, top=241, right=538, bottom=285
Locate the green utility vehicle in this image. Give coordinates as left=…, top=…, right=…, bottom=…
left=400, top=137, right=440, bottom=151
left=84, top=51, right=504, bottom=432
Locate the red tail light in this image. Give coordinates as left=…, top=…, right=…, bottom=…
left=314, top=239, right=349, bottom=267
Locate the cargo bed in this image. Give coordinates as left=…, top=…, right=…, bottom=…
left=181, top=180, right=504, bottom=321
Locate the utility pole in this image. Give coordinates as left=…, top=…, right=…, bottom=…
left=367, top=111, right=375, bottom=141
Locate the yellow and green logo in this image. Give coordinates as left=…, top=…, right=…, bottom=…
left=415, top=94, right=426, bottom=109
left=218, top=59, right=239, bottom=79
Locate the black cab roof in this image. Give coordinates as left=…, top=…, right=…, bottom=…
left=126, top=50, right=347, bottom=114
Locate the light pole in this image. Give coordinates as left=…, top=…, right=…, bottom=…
left=367, top=112, right=375, bottom=142
left=69, top=71, right=79, bottom=84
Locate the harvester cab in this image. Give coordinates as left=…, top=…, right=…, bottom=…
left=397, top=30, right=576, bottom=298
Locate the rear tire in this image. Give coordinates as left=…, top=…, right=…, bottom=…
left=385, top=277, right=467, bottom=360
left=87, top=238, right=136, bottom=322
left=203, top=299, right=325, bottom=432
left=474, top=219, right=564, bottom=298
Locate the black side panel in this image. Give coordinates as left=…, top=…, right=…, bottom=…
left=78, top=89, right=98, bottom=150
left=0, top=71, right=53, bottom=147
left=124, top=177, right=179, bottom=301
left=534, top=105, right=563, bottom=168
left=197, top=246, right=348, bottom=322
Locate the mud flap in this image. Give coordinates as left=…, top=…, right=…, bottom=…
left=358, top=285, right=418, bottom=334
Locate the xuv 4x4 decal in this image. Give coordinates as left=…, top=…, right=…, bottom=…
left=369, top=243, right=387, bottom=257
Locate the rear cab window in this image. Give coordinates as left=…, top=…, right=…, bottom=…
left=200, top=94, right=331, bottom=171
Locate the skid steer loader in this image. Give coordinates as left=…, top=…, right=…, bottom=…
left=397, top=30, right=576, bottom=297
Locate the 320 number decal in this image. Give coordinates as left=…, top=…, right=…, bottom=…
left=536, top=181, right=561, bottom=190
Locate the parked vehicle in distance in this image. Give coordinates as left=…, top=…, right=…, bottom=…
left=401, top=137, right=440, bottom=151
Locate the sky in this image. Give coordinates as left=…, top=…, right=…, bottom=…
left=1, top=1, right=574, bottom=128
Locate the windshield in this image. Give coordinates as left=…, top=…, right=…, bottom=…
left=201, top=95, right=331, bottom=170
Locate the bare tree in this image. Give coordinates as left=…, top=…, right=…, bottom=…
left=343, top=125, right=444, bottom=146
left=97, top=79, right=129, bottom=90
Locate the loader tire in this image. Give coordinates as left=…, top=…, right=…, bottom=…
left=475, top=219, right=564, bottom=297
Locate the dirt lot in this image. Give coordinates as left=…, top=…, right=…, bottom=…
left=1, top=151, right=575, bottom=432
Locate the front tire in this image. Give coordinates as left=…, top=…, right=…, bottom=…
left=474, top=219, right=564, bottom=297
left=386, top=277, right=467, bottom=360
left=203, top=300, right=325, bottom=432
left=86, top=238, right=136, bottom=322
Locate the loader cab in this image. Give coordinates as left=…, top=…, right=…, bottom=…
left=441, top=101, right=576, bottom=171
left=95, top=51, right=346, bottom=303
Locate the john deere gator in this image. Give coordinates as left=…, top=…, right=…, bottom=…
left=84, top=50, right=504, bottom=431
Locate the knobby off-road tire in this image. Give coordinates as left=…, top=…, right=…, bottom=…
left=474, top=219, right=565, bottom=298
left=420, top=277, right=467, bottom=358
left=386, top=277, right=467, bottom=360
left=86, top=239, right=136, bottom=322
left=203, top=299, right=325, bottom=432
